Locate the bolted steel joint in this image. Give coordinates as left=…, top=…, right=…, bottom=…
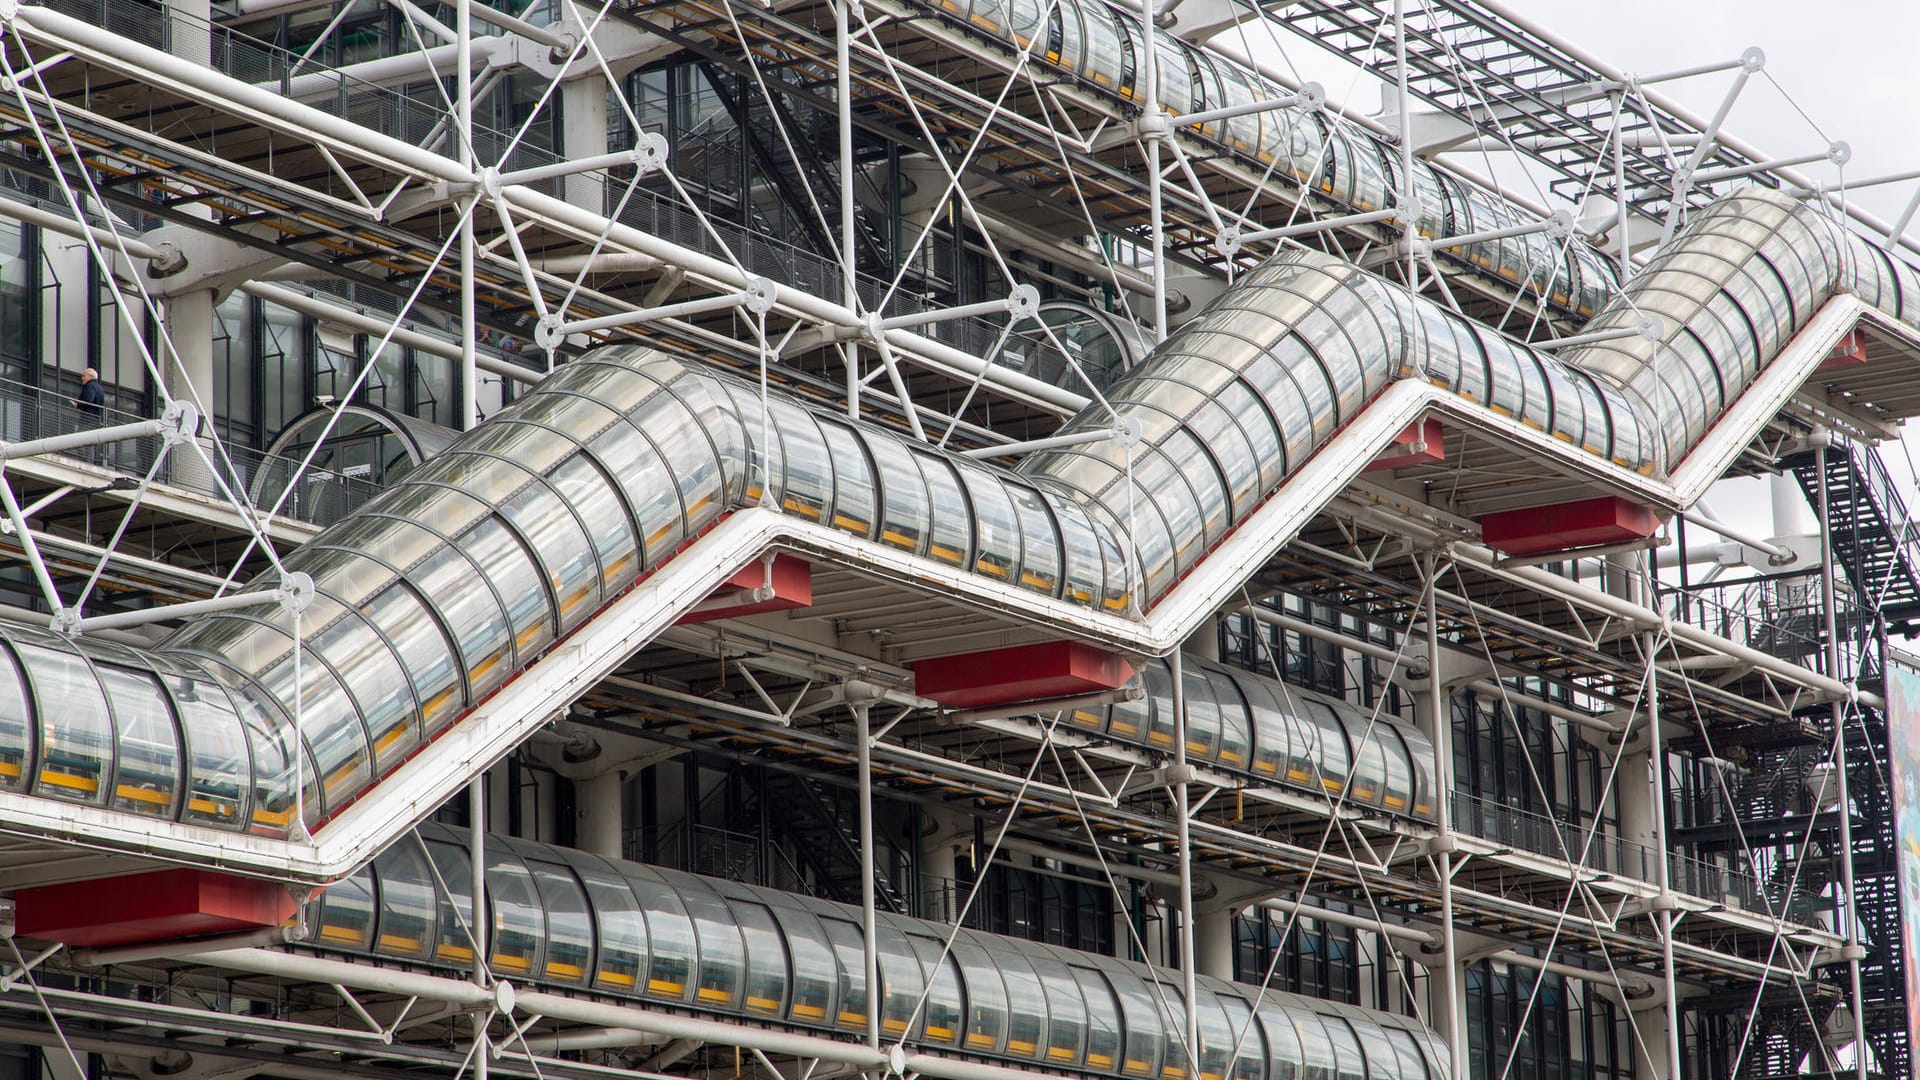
left=159, top=400, right=200, bottom=446
left=1740, top=46, right=1765, bottom=73
left=533, top=313, right=565, bottom=352
left=743, top=275, right=778, bottom=315
left=47, top=608, right=80, bottom=638
left=1007, top=283, right=1040, bottom=321
left=632, top=131, right=669, bottom=175
left=1214, top=224, right=1242, bottom=259
left=277, top=571, right=315, bottom=617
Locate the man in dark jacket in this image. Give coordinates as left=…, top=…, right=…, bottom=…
left=75, top=367, right=105, bottom=422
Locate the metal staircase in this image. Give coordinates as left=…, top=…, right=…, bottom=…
left=760, top=771, right=909, bottom=914
left=1790, top=442, right=1920, bottom=634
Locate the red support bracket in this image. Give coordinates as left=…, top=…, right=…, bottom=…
left=915, top=641, right=1136, bottom=709
left=1818, top=328, right=1869, bottom=371
left=677, top=553, right=812, bottom=625
left=1364, top=417, right=1445, bottom=472
left=1477, top=495, right=1662, bottom=557
left=15, top=869, right=297, bottom=947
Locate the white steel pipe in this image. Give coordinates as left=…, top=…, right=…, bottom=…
left=1463, top=679, right=1621, bottom=735
left=0, top=418, right=167, bottom=460
left=497, top=185, right=1091, bottom=412
left=958, top=428, right=1125, bottom=459
left=1176, top=84, right=1318, bottom=129
left=1237, top=207, right=1399, bottom=246
left=553, top=290, right=750, bottom=339
left=1234, top=604, right=1428, bottom=674
left=13, top=5, right=475, bottom=184
left=1678, top=506, right=1795, bottom=564
left=0, top=193, right=160, bottom=261
left=879, top=296, right=1018, bottom=332
left=496, top=149, right=652, bottom=188
left=1429, top=210, right=1572, bottom=252
left=242, top=283, right=538, bottom=384
left=1255, top=895, right=1438, bottom=946
left=74, top=588, right=284, bottom=633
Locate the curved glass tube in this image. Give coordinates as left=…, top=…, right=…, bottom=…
left=921, top=0, right=1618, bottom=316
left=0, top=190, right=1907, bottom=855
left=305, top=825, right=1452, bottom=1080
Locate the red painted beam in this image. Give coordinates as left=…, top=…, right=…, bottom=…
left=1477, top=495, right=1662, bottom=557
left=915, top=641, right=1135, bottom=709
left=1817, top=328, right=1868, bottom=371
left=15, top=869, right=296, bottom=947
left=1363, top=417, right=1445, bottom=472
left=676, top=553, right=812, bottom=625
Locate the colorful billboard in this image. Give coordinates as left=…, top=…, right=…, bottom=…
left=1883, top=661, right=1920, bottom=1073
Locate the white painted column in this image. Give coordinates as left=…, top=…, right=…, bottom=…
left=562, top=77, right=610, bottom=214
left=1194, top=904, right=1235, bottom=980
left=575, top=771, right=625, bottom=860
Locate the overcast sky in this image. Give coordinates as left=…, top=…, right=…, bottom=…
left=1525, top=0, right=1920, bottom=225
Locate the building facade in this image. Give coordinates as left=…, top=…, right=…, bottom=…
left=0, top=1, right=1904, bottom=1079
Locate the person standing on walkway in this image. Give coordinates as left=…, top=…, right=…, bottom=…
left=75, top=367, right=105, bottom=422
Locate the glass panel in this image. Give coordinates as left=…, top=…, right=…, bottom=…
left=1257, top=1000, right=1303, bottom=1080
left=1219, top=993, right=1266, bottom=1080
left=371, top=841, right=438, bottom=958
left=1033, top=950, right=1088, bottom=1066
left=1289, top=1007, right=1334, bottom=1080
left=1074, top=965, right=1125, bottom=1073
left=156, top=658, right=250, bottom=829
left=456, top=517, right=554, bottom=662
left=1182, top=662, right=1222, bottom=764
left=988, top=942, right=1048, bottom=1058
left=1103, top=961, right=1166, bottom=1078
left=95, top=664, right=179, bottom=817
left=485, top=850, right=547, bottom=977
left=403, top=541, right=510, bottom=703
left=1194, top=988, right=1235, bottom=1080
left=731, top=899, right=788, bottom=1017
left=363, top=582, right=463, bottom=735
left=767, top=397, right=833, bottom=523
left=550, top=454, right=640, bottom=594
left=1240, top=674, right=1289, bottom=781
left=313, top=866, right=376, bottom=952
left=905, top=931, right=965, bottom=1045
left=0, top=640, right=32, bottom=792
left=953, top=936, right=1009, bottom=1053
left=1207, top=669, right=1252, bottom=772
left=422, top=834, right=478, bottom=966
left=589, top=420, right=684, bottom=566
left=577, top=859, right=648, bottom=994
left=866, top=430, right=931, bottom=556
left=767, top=903, right=838, bottom=1026
left=312, top=614, right=417, bottom=772
left=672, top=373, right=749, bottom=508
left=626, top=866, right=697, bottom=1001
left=675, top=877, right=746, bottom=1009
left=16, top=639, right=112, bottom=805
left=818, top=419, right=877, bottom=539
left=256, top=648, right=370, bottom=812
left=1323, top=1016, right=1367, bottom=1080
left=633, top=389, right=725, bottom=530
left=959, top=462, right=1023, bottom=584
left=1043, top=491, right=1106, bottom=608
left=820, top=915, right=870, bottom=1030
left=875, top=920, right=925, bottom=1038
left=1007, top=483, right=1062, bottom=596
left=1143, top=659, right=1177, bottom=751
left=500, top=480, right=601, bottom=632
left=913, top=448, right=971, bottom=567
